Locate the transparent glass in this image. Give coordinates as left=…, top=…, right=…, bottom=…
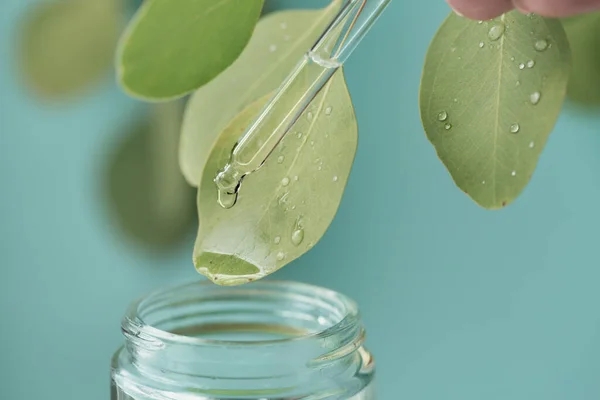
left=111, top=280, right=375, bottom=399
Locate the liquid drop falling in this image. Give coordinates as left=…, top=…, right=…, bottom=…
left=444, top=123, right=452, bottom=130
left=534, top=39, right=548, bottom=52
left=281, top=177, right=290, bottom=186
left=527, top=60, right=535, bottom=68
left=277, top=155, right=285, bottom=164
left=276, top=252, right=285, bottom=261
left=530, top=91, right=541, bottom=105
left=291, top=229, right=305, bottom=246
left=437, top=111, right=448, bottom=122
left=325, top=106, right=333, bottom=116
left=217, top=190, right=237, bottom=209
left=510, top=123, right=520, bottom=133
left=274, top=236, right=281, bottom=244
left=488, top=22, right=506, bottom=41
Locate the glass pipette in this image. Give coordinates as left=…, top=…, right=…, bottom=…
left=215, top=0, right=392, bottom=208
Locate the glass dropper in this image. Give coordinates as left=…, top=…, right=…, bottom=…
left=215, top=0, right=392, bottom=209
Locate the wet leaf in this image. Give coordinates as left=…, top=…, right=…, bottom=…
left=105, top=101, right=196, bottom=250
left=562, top=13, right=600, bottom=106
left=179, top=0, right=341, bottom=186
left=420, top=12, right=571, bottom=209
left=117, top=0, right=264, bottom=100
left=18, top=0, right=121, bottom=99
left=194, top=70, right=356, bottom=285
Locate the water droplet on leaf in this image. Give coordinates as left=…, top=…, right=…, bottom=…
left=534, top=39, right=548, bottom=51
left=527, top=60, right=535, bottom=68
left=273, top=236, right=281, bottom=244
left=519, top=63, right=525, bottom=70
left=444, top=123, right=452, bottom=130
left=530, top=91, right=541, bottom=105
left=277, top=155, right=285, bottom=164
left=297, top=132, right=303, bottom=139
left=437, top=111, right=448, bottom=121
left=511, top=170, right=517, bottom=176
left=269, top=44, right=277, bottom=52
left=333, top=175, right=338, bottom=182
left=529, top=141, right=535, bottom=148
left=291, top=229, right=304, bottom=246
left=307, top=111, right=313, bottom=121
left=325, top=106, right=332, bottom=115
left=479, top=42, right=485, bottom=48
left=276, top=252, right=285, bottom=261
left=510, top=123, right=520, bottom=133
left=488, top=22, right=505, bottom=41
left=281, top=177, right=290, bottom=186
left=280, top=22, right=287, bottom=30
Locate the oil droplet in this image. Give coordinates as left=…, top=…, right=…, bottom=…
left=297, top=132, right=303, bottom=139
left=437, top=111, right=448, bottom=122
left=325, top=106, right=333, bottom=116
left=519, top=63, right=525, bottom=70
left=269, top=44, right=277, bottom=52
left=291, top=229, right=305, bottom=246
left=277, top=155, right=285, bottom=164
left=529, top=141, right=535, bottom=148
left=530, top=91, right=541, bottom=105
left=273, top=236, right=281, bottom=244
left=276, top=252, right=285, bottom=261
left=281, top=177, right=290, bottom=186
left=511, top=170, right=517, bottom=177
left=444, top=123, right=452, bottom=130
left=510, top=123, right=520, bottom=133
left=333, top=175, right=338, bottom=182
left=479, top=42, right=485, bottom=48
left=488, top=22, right=505, bottom=41
left=280, top=22, right=287, bottom=29
left=217, top=190, right=237, bottom=209
left=527, top=60, right=535, bottom=68
left=534, top=39, right=548, bottom=52
left=307, top=111, right=313, bottom=121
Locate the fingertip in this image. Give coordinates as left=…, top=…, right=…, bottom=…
left=446, top=0, right=514, bottom=20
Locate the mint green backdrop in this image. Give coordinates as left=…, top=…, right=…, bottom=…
left=1, top=0, right=599, bottom=399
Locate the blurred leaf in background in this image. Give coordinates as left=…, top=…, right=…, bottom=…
left=104, top=101, right=196, bottom=251
left=562, top=13, right=600, bottom=106
left=17, top=0, right=123, bottom=100
left=117, top=0, right=265, bottom=100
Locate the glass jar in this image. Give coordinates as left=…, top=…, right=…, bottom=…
left=111, top=280, right=375, bottom=399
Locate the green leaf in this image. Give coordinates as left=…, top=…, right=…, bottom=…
left=17, top=0, right=121, bottom=99
left=104, top=101, right=196, bottom=251
left=179, top=1, right=341, bottom=186
left=562, top=14, right=600, bottom=106
left=419, top=12, right=571, bottom=209
left=117, top=0, right=264, bottom=100
left=193, top=70, right=357, bottom=285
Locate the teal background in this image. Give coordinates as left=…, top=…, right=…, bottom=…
left=1, top=0, right=600, bottom=399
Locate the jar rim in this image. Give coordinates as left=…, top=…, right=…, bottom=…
left=122, top=279, right=362, bottom=349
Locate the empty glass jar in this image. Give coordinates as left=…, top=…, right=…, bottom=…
left=111, top=280, right=375, bottom=399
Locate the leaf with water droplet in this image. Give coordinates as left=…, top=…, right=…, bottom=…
left=117, top=0, right=264, bottom=100
left=17, top=0, right=121, bottom=99
left=104, top=101, right=196, bottom=251
left=420, top=11, right=571, bottom=209
left=179, top=1, right=342, bottom=186
left=562, top=13, right=600, bottom=106
left=193, top=70, right=357, bottom=285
